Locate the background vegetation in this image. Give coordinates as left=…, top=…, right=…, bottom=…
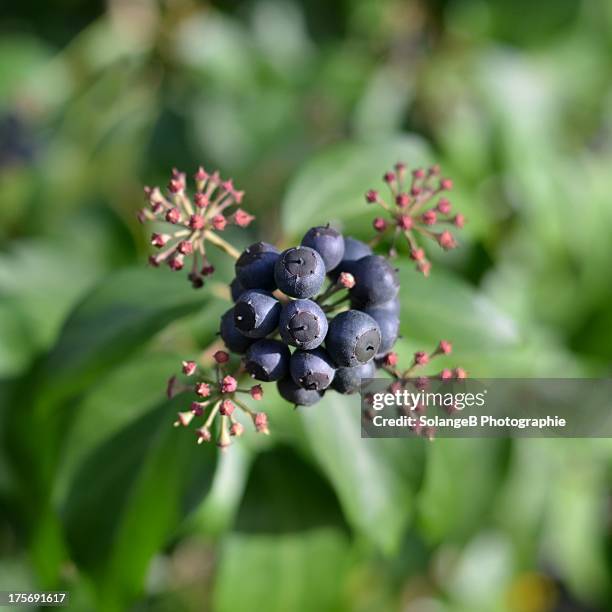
left=1, top=0, right=611, bottom=610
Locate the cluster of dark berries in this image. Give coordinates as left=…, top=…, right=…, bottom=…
left=219, top=226, right=402, bottom=409
left=366, top=163, right=464, bottom=276
left=137, top=167, right=251, bottom=288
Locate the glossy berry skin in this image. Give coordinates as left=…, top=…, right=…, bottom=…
left=349, top=255, right=399, bottom=306
left=274, top=246, right=326, bottom=298
left=279, top=299, right=328, bottom=350
left=332, top=360, right=376, bottom=395
left=235, top=242, right=280, bottom=291
left=230, top=277, right=246, bottom=302
left=290, top=348, right=336, bottom=391
left=326, top=310, right=381, bottom=367
left=220, top=308, right=254, bottom=354
left=277, top=376, right=323, bottom=406
left=363, top=306, right=400, bottom=356
left=244, top=339, right=290, bottom=382
left=301, top=225, right=345, bottom=272
left=329, top=237, right=372, bottom=281
left=234, top=290, right=281, bottom=338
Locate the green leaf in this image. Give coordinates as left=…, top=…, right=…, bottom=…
left=281, top=136, right=431, bottom=234
left=56, top=352, right=217, bottom=606
left=299, top=393, right=425, bottom=552
left=213, top=528, right=352, bottom=612
left=36, top=266, right=207, bottom=407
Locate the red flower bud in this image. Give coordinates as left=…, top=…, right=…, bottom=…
left=212, top=215, right=227, bottom=231
left=220, top=399, right=235, bottom=415
left=165, top=208, right=181, bottom=224
left=414, top=351, right=429, bottom=365
left=182, top=360, right=197, bottom=376
left=214, top=350, right=230, bottom=364
left=437, top=231, right=457, bottom=250
left=250, top=385, right=263, bottom=400
left=395, top=193, right=410, bottom=208
left=195, top=382, right=211, bottom=397
left=397, top=214, right=414, bottom=230
left=189, top=214, right=205, bottom=230
left=373, top=217, right=388, bottom=232
left=436, top=198, right=451, bottom=214
left=421, top=210, right=437, bottom=225
left=365, top=189, right=379, bottom=203
left=221, top=375, right=237, bottom=393
left=254, top=412, right=269, bottom=434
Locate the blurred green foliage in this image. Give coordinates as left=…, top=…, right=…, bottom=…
left=1, top=0, right=612, bottom=610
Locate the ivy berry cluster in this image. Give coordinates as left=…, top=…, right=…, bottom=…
left=139, top=163, right=465, bottom=448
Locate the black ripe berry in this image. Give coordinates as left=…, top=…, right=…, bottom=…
left=289, top=347, right=336, bottom=391
left=274, top=246, right=326, bottom=298
left=235, top=242, right=280, bottom=291
left=326, top=310, right=381, bottom=367
left=279, top=299, right=328, bottom=350
left=329, top=237, right=372, bottom=281
left=244, top=339, right=290, bottom=382
left=220, top=308, right=254, bottom=354
left=332, top=361, right=376, bottom=395
left=363, top=306, right=400, bottom=356
left=234, top=290, right=281, bottom=338
left=301, top=225, right=345, bottom=272
left=277, top=376, right=323, bottom=406
left=230, top=277, right=246, bottom=302
left=349, top=255, right=399, bottom=306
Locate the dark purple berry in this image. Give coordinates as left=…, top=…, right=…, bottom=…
left=289, top=348, right=336, bottom=391
left=234, top=290, right=281, bottom=338
left=277, top=377, right=323, bottom=406
left=279, top=299, right=328, bottom=350
left=329, top=237, right=372, bottom=281
left=326, top=310, right=381, bottom=367
left=349, top=255, right=399, bottom=306
left=363, top=306, right=399, bottom=356
left=332, top=361, right=376, bottom=395
left=274, top=246, right=326, bottom=298
left=230, top=277, right=246, bottom=302
left=235, top=242, right=280, bottom=291
left=244, top=339, right=290, bottom=382
left=301, top=225, right=345, bottom=272
left=220, top=308, right=254, bottom=354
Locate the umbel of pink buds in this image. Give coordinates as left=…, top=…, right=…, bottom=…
left=138, top=167, right=253, bottom=288
left=364, top=162, right=465, bottom=276
left=171, top=353, right=269, bottom=450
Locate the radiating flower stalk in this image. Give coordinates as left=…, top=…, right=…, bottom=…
left=367, top=340, right=467, bottom=440
left=139, top=162, right=467, bottom=448
left=168, top=350, right=268, bottom=449
left=365, top=163, right=465, bottom=276
left=138, top=167, right=253, bottom=287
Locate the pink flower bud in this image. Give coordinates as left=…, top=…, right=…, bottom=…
left=397, top=214, right=414, bottom=230
left=212, top=215, right=227, bottom=231
left=221, top=375, right=237, bottom=393
left=436, top=198, right=451, bottom=214
left=384, top=352, right=398, bottom=366
left=422, top=210, right=437, bottom=225
left=454, top=367, right=467, bottom=379
left=250, top=385, right=263, bottom=400
left=168, top=178, right=184, bottom=194
left=414, top=351, right=429, bottom=365
left=338, top=272, right=355, bottom=289
left=410, top=248, right=425, bottom=261
left=437, top=231, right=457, bottom=250
left=189, top=214, right=205, bottom=230
left=195, top=382, right=211, bottom=397
left=196, top=426, right=211, bottom=444
left=214, top=350, right=230, bottom=364
left=439, top=178, right=453, bottom=191
left=230, top=422, right=245, bottom=437
left=365, top=190, right=379, bottom=203
left=177, top=240, right=193, bottom=255
left=453, top=213, right=465, bottom=228
left=254, top=412, right=269, bottom=434
left=383, top=171, right=396, bottom=184
left=182, top=360, right=197, bottom=376
left=395, top=193, right=410, bottom=208
left=175, top=411, right=194, bottom=427
left=412, top=168, right=425, bottom=179
left=168, top=255, right=185, bottom=271
left=194, top=166, right=208, bottom=182
left=394, top=162, right=406, bottom=172
left=440, top=368, right=453, bottom=380
left=194, top=193, right=209, bottom=207
left=151, top=233, right=170, bottom=248
left=373, top=217, right=388, bottom=232
left=191, top=401, right=205, bottom=416
left=165, top=208, right=181, bottom=224
left=417, top=260, right=431, bottom=276
left=233, top=209, right=255, bottom=227
left=410, top=186, right=422, bottom=197
left=201, top=265, right=215, bottom=276
left=220, top=399, right=235, bottom=416
left=438, top=340, right=452, bottom=354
